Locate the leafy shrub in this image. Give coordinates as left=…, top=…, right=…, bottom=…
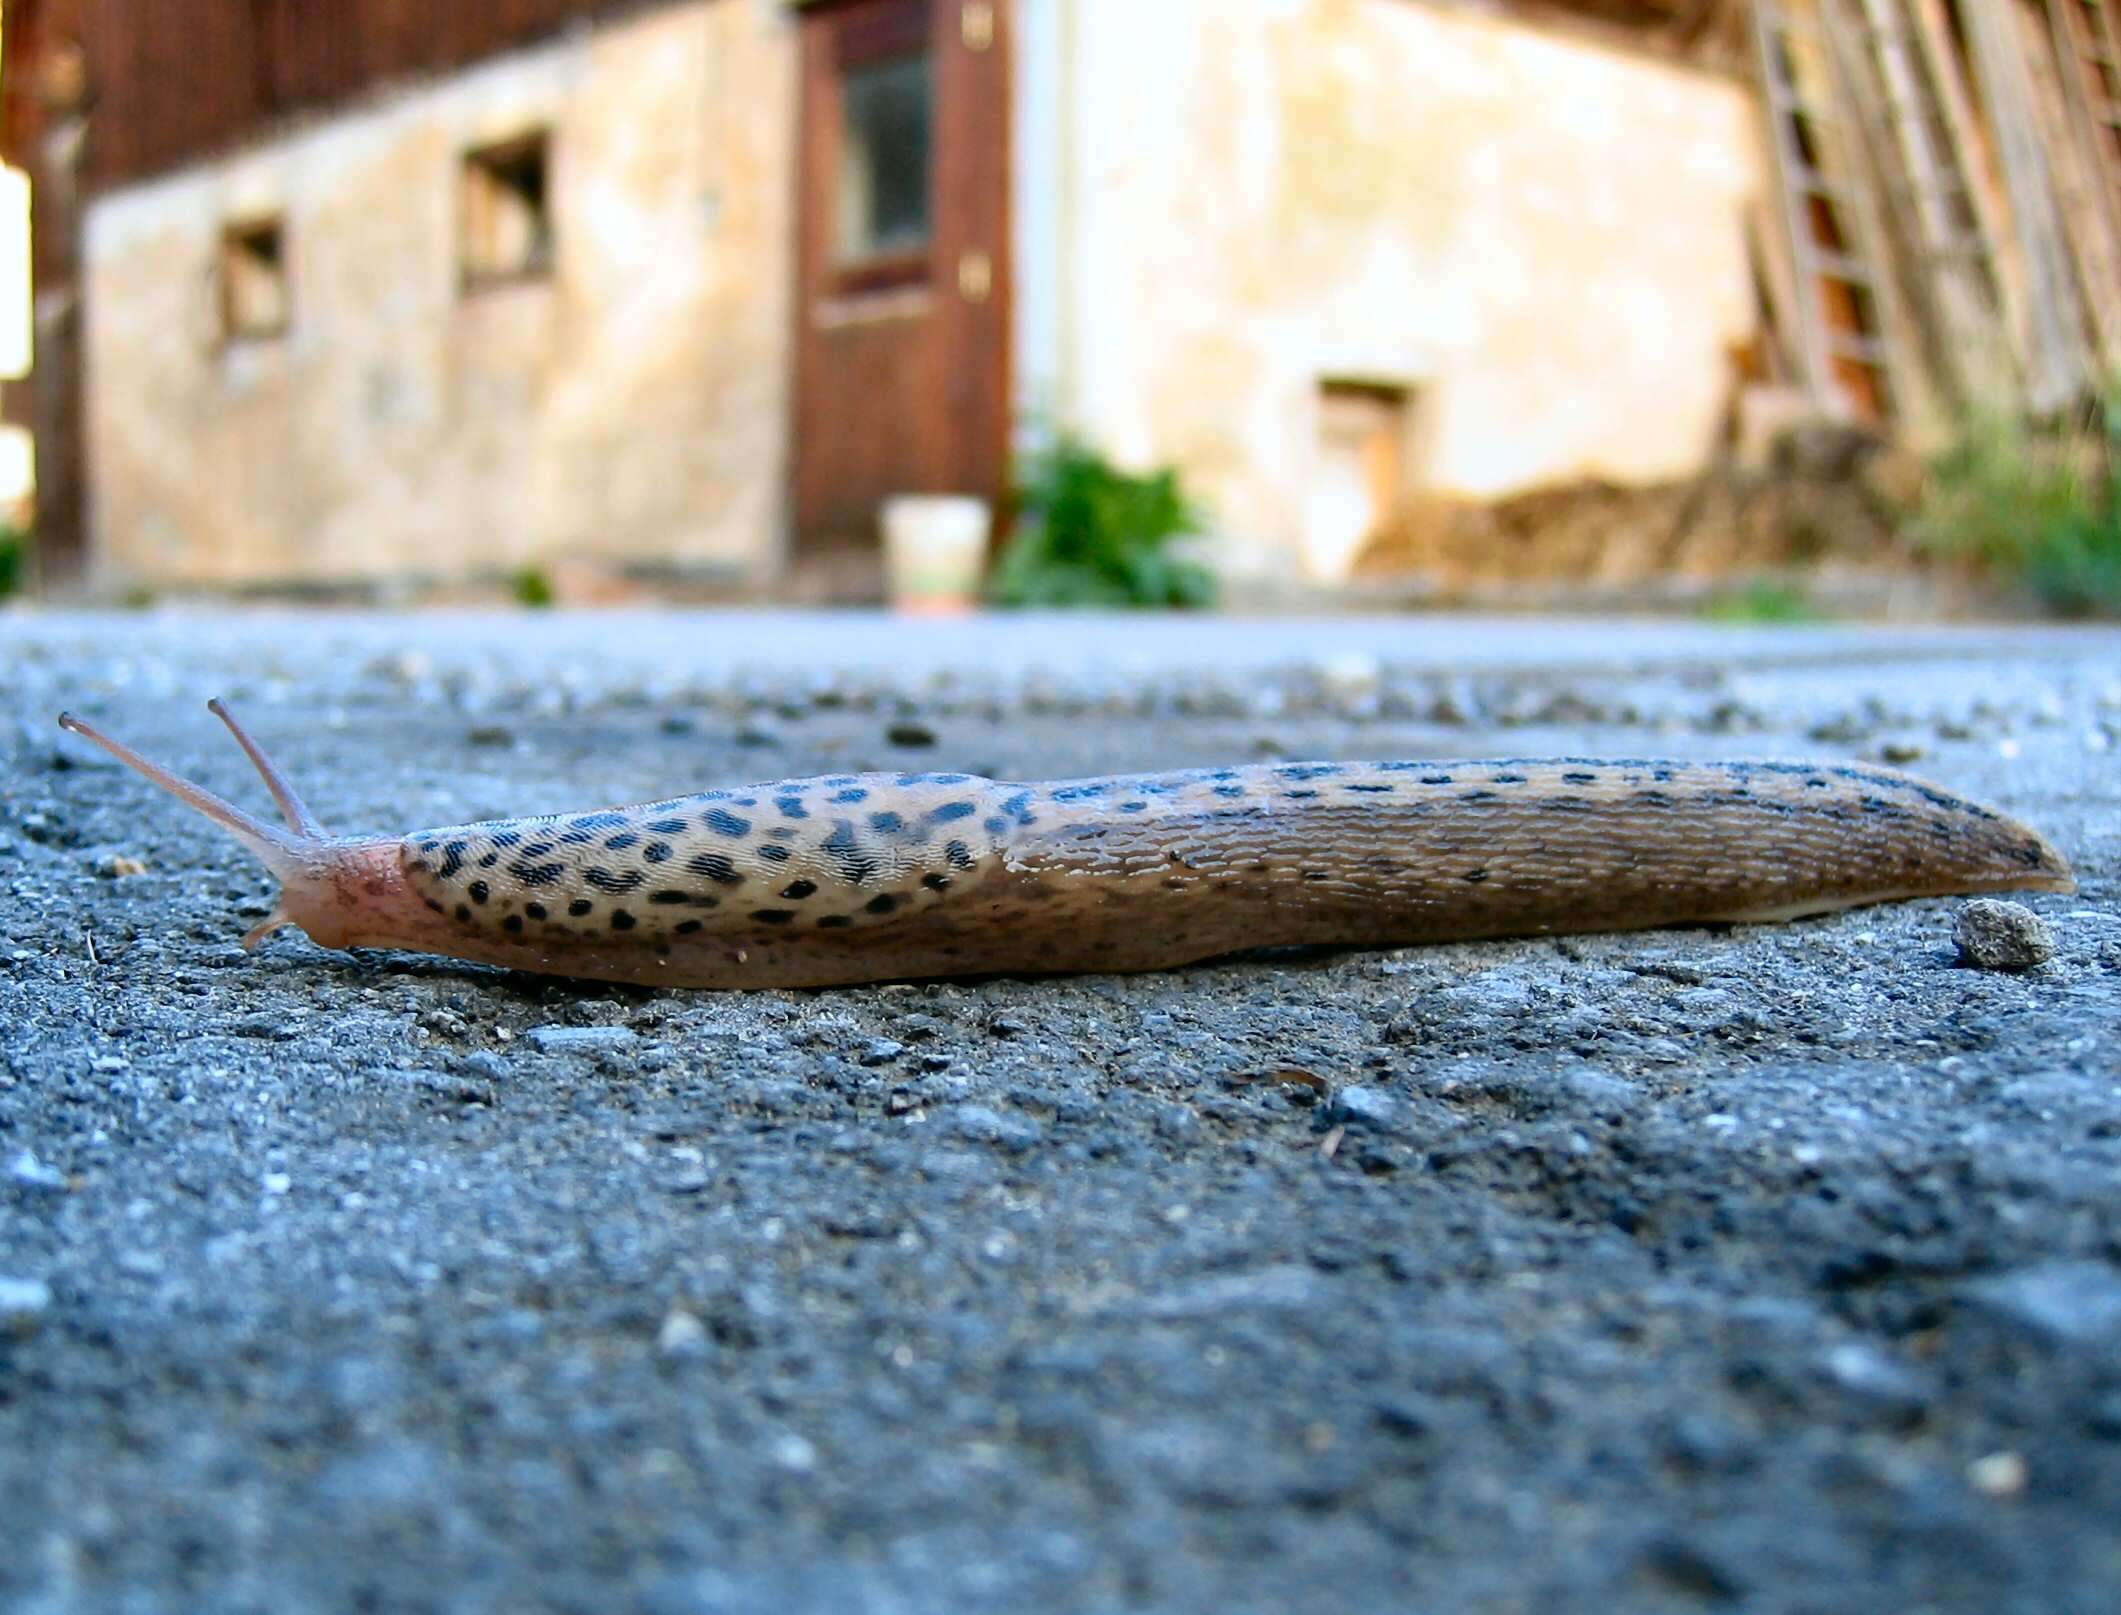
left=989, top=435, right=1215, bottom=609
left=511, top=565, right=556, bottom=608
left=1701, top=578, right=1820, bottom=624
left=1914, top=387, right=2121, bottom=618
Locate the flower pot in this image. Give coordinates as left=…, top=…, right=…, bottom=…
left=881, top=494, right=990, bottom=614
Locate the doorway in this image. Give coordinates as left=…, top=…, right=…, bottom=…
left=791, top=0, right=1011, bottom=599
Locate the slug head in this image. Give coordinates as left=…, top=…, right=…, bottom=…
left=57, top=700, right=413, bottom=951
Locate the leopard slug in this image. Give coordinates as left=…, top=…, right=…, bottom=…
left=57, top=701, right=2075, bottom=990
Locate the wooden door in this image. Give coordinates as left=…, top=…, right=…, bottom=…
left=791, top=0, right=1011, bottom=597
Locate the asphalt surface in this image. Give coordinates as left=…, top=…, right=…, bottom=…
left=2, top=609, right=2118, bottom=1614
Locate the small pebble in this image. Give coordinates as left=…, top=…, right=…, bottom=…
left=944, top=1104, right=1043, bottom=1153
left=886, top=720, right=938, bottom=748
left=1967, top=1450, right=2028, bottom=1498
left=0, top=1275, right=53, bottom=1337
left=97, top=854, right=149, bottom=878
left=526, top=1025, right=640, bottom=1053
left=1954, top=900, right=2057, bottom=972
left=857, top=1038, right=905, bottom=1067
left=1328, top=1086, right=1404, bottom=1133
left=7, top=1151, right=68, bottom=1192
left=657, top=1307, right=710, bottom=1359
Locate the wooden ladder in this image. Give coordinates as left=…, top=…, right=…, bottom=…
left=2045, top=0, right=2121, bottom=356
left=1834, top=0, right=2013, bottom=397
left=1753, top=0, right=1901, bottom=421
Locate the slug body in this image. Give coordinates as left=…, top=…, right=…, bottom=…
left=58, top=704, right=2076, bottom=990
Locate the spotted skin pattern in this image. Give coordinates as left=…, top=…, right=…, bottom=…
left=403, top=771, right=1012, bottom=942
left=387, top=756, right=2075, bottom=989
left=48, top=705, right=2080, bottom=990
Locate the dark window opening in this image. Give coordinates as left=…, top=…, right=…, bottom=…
left=461, top=132, right=554, bottom=288
left=836, top=52, right=933, bottom=288
left=220, top=217, right=289, bottom=343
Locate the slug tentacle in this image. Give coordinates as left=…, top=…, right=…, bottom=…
left=208, top=697, right=329, bottom=839
left=58, top=707, right=315, bottom=878
left=59, top=707, right=2077, bottom=991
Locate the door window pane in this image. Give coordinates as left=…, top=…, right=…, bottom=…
left=838, top=54, right=932, bottom=262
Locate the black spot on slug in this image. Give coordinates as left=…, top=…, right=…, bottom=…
left=780, top=879, right=818, bottom=900
left=753, top=910, right=796, bottom=926
left=604, top=832, right=640, bottom=851
left=570, top=812, right=628, bottom=831
left=643, top=842, right=672, bottom=864
left=649, top=890, right=693, bottom=905
left=929, top=800, right=977, bottom=822
left=1120, top=801, right=1149, bottom=813
left=831, top=787, right=869, bottom=804
left=1463, top=868, right=1489, bottom=883
left=1285, top=789, right=1319, bottom=801
left=611, top=911, right=636, bottom=931
left=675, top=919, right=705, bottom=935
left=525, top=902, right=547, bottom=920
left=1561, top=771, right=1598, bottom=785
left=467, top=880, right=490, bottom=904
left=1490, top=774, right=1526, bottom=785
left=454, top=904, right=471, bottom=922
left=817, top=915, right=853, bottom=929
left=477, top=851, right=499, bottom=869
left=646, top=818, right=689, bottom=835
left=437, top=842, right=466, bottom=879
left=1421, top=774, right=1454, bottom=785
left=866, top=893, right=898, bottom=915
left=704, top=808, right=752, bottom=838
left=776, top=797, right=809, bottom=820
left=1213, top=785, right=1246, bottom=799
left=822, top=823, right=878, bottom=886
left=757, top=843, right=792, bottom=864
left=1343, top=783, right=1394, bottom=793
left=921, top=872, right=950, bottom=891
left=502, top=914, right=524, bottom=934
left=687, top=852, right=745, bottom=886
left=869, top=811, right=905, bottom=834
left=568, top=899, right=594, bottom=918
left=585, top=868, right=644, bottom=894
left=511, top=861, right=565, bottom=887
left=945, top=840, right=975, bottom=870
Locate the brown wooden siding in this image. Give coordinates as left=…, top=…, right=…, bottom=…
left=75, top=0, right=680, bottom=191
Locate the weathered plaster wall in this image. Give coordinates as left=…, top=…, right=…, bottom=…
left=1040, top=0, right=1767, bottom=580
left=83, top=0, right=795, bottom=588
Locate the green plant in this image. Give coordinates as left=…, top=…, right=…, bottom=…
left=0, top=521, right=24, bottom=598
left=1701, top=577, right=1820, bottom=624
left=1913, top=386, right=2121, bottom=618
left=989, top=435, right=1216, bottom=609
left=511, top=564, right=556, bottom=608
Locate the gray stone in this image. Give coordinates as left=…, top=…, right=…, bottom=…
left=7, top=1150, right=68, bottom=1192
left=525, top=1025, right=640, bottom=1053
left=1328, top=1085, right=1404, bottom=1132
left=1954, top=899, right=2058, bottom=972
left=942, top=1105, right=1042, bottom=1153
left=0, top=1275, right=53, bottom=1336
left=1961, top=1260, right=2121, bottom=1347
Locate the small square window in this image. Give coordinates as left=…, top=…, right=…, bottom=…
left=220, top=217, right=289, bottom=342
left=837, top=54, right=932, bottom=272
left=460, top=132, right=553, bottom=288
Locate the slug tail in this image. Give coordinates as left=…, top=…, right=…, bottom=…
left=56, top=709, right=312, bottom=881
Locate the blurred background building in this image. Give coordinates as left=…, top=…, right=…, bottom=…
left=1, top=0, right=2117, bottom=600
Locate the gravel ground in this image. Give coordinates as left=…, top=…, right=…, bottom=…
left=2, top=609, right=2118, bottom=1614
